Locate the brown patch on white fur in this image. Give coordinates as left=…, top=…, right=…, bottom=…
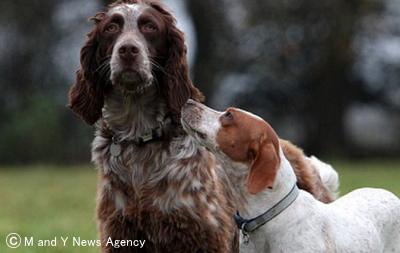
left=215, top=108, right=281, bottom=193
left=182, top=100, right=335, bottom=203
left=217, top=108, right=334, bottom=200
left=247, top=135, right=280, bottom=194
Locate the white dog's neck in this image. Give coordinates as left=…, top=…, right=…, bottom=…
left=242, top=148, right=298, bottom=219
left=236, top=148, right=312, bottom=251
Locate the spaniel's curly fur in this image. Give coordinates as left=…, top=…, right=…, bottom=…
left=68, top=1, right=335, bottom=252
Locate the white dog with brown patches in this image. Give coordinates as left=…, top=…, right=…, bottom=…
left=181, top=99, right=400, bottom=253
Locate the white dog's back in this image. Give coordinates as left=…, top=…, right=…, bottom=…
left=329, top=188, right=400, bottom=252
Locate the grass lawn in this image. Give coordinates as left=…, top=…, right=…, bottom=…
left=334, top=160, right=400, bottom=196
left=0, top=162, right=399, bottom=253
left=0, top=166, right=98, bottom=253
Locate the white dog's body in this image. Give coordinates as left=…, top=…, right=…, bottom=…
left=243, top=151, right=400, bottom=253
left=181, top=100, right=400, bottom=253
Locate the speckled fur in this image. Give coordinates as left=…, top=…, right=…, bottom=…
left=92, top=97, right=238, bottom=252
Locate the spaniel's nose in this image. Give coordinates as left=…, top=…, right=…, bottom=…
left=118, top=44, right=139, bottom=61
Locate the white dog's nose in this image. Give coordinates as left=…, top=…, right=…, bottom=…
left=185, top=99, right=197, bottom=106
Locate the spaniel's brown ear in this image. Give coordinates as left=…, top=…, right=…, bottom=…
left=247, top=132, right=281, bottom=194
left=154, top=3, right=204, bottom=119
left=68, top=69, right=104, bottom=125
left=68, top=16, right=105, bottom=125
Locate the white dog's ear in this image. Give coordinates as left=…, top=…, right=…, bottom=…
left=247, top=133, right=280, bottom=194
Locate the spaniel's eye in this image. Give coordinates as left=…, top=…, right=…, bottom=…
left=105, top=23, right=120, bottom=33
left=142, top=22, right=158, bottom=33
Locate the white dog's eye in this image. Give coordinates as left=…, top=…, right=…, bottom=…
left=221, top=111, right=234, bottom=126
left=223, top=111, right=233, bottom=120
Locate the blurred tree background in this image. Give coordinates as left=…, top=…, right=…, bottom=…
left=0, top=0, right=399, bottom=164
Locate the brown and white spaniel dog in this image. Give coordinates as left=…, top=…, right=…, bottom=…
left=68, top=0, right=336, bottom=252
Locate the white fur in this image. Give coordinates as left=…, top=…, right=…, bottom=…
left=108, top=4, right=153, bottom=88
left=240, top=151, right=400, bottom=253
left=181, top=101, right=221, bottom=152
left=182, top=101, right=400, bottom=253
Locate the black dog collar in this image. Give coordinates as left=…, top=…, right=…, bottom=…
left=234, top=184, right=299, bottom=234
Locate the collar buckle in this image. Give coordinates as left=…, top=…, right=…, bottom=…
left=112, top=135, right=120, bottom=144
left=141, top=132, right=154, bottom=143
left=242, top=229, right=250, bottom=245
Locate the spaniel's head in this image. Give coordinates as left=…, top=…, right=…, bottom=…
left=68, top=0, right=203, bottom=125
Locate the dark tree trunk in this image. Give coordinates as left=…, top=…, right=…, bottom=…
left=302, top=1, right=363, bottom=157
left=186, top=0, right=235, bottom=100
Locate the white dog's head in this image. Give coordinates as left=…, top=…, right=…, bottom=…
left=181, top=99, right=281, bottom=194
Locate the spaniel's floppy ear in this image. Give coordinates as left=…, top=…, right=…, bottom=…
left=247, top=130, right=281, bottom=194
left=154, top=4, right=204, bottom=119
left=68, top=14, right=106, bottom=125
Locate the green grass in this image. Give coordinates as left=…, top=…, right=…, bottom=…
left=334, top=160, right=400, bottom=196
left=0, top=166, right=98, bottom=253
left=0, top=162, right=399, bottom=253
